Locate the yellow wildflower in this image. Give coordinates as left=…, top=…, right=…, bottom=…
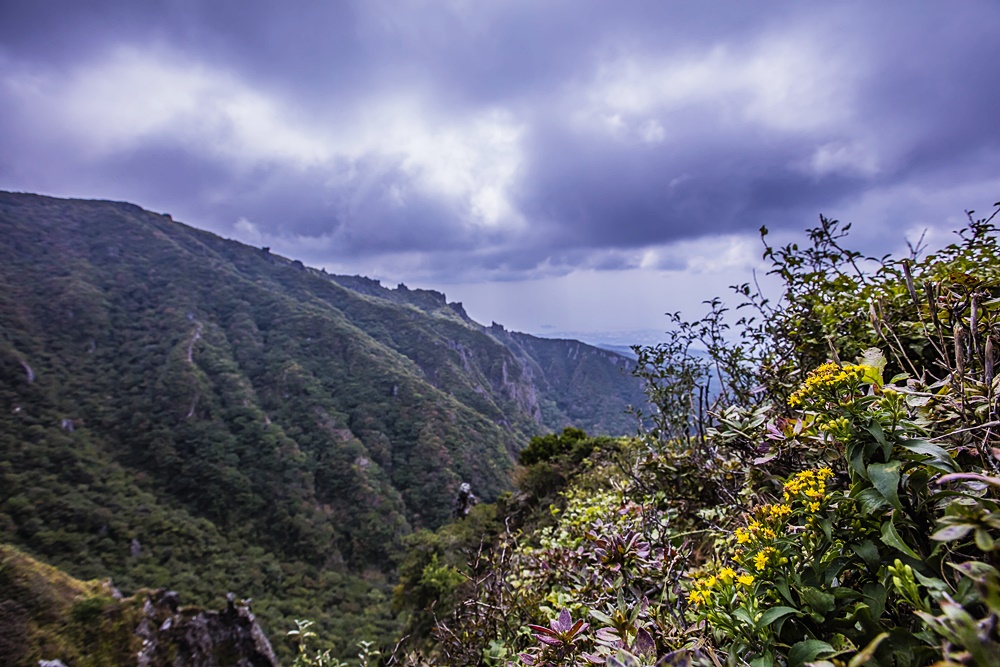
left=738, top=573, right=755, bottom=587
left=718, top=567, right=736, bottom=585
left=784, top=468, right=832, bottom=509
left=735, top=527, right=751, bottom=544
left=752, top=548, right=776, bottom=571
left=788, top=362, right=867, bottom=407
left=769, top=504, right=791, bottom=518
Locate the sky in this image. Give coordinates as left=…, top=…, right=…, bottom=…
left=2, top=1, right=1000, bottom=345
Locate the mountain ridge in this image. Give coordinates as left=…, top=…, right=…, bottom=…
left=0, top=190, right=646, bottom=656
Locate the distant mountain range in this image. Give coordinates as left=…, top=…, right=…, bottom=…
left=0, top=191, right=646, bottom=654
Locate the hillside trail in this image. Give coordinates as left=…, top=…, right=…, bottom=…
left=186, top=321, right=203, bottom=364
left=184, top=318, right=203, bottom=418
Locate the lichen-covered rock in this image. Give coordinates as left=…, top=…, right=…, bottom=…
left=137, top=591, right=278, bottom=667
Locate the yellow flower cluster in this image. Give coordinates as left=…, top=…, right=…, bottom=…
left=783, top=468, right=834, bottom=512
left=763, top=503, right=791, bottom=519
left=752, top=547, right=778, bottom=571
left=788, top=362, right=867, bottom=407
left=687, top=568, right=755, bottom=606
left=735, top=503, right=792, bottom=545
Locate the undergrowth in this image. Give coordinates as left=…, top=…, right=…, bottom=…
left=315, top=203, right=1000, bottom=666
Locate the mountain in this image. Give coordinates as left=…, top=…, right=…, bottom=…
left=0, top=190, right=645, bottom=656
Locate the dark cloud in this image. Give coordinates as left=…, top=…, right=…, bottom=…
left=1, top=0, right=999, bottom=285
left=512, top=119, right=871, bottom=253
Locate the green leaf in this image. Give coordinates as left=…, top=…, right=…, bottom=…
left=799, top=587, right=835, bottom=615
left=864, top=421, right=886, bottom=445
left=862, top=582, right=887, bottom=619
left=775, top=578, right=796, bottom=606
left=912, top=569, right=950, bottom=593
left=847, top=442, right=868, bottom=480
left=588, top=609, right=614, bottom=625
left=850, top=540, right=880, bottom=571
left=788, top=639, right=835, bottom=667
left=864, top=421, right=888, bottom=461
left=898, top=438, right=956, bottom=471
left=880, top=520, right=920, bottom=559
left=951, top=562, right=1000, bottom=611
left=858, top=348, right=886, bottom=386
left=930, top=523, right=975, bottom=542
left=822, top=556, right=847, bottom=587
left=819, top=516, right=833, bottom=541
left=975, top=528, right=996, bottom=551
left=868, top=460, right=903, bottom=512
left=847, top=632, right=889, bottom=667
left=732, top=607, right=754, bottom=627
left=758, top=605, right=799, bottom=627
left=853, top=486, right=889, bottom=515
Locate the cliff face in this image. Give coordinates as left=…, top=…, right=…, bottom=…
left=137, top=591, right=278, bottom=667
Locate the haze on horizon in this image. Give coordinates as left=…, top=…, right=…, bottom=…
left=2, top=1, right=999, bottom=344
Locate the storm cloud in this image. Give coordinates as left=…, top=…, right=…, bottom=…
left=2, top=1, right=999, bottom=334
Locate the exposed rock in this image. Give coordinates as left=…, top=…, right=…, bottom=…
left=447, top=301, right=470, bottom=320
left=137, top=589, right=279, bottom=667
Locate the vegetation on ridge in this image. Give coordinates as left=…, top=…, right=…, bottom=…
left=0, top=544, right=143, bottom=665
left=386, top=204, right=1000, bottom=667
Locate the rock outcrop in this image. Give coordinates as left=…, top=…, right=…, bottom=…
left=137, top=591, right=279, bottom=667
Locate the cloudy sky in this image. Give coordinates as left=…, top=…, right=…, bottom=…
left=2, top=1, right=999, bottom=344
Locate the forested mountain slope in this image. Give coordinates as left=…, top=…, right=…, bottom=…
left=0, top=191, right=644, bottom=655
